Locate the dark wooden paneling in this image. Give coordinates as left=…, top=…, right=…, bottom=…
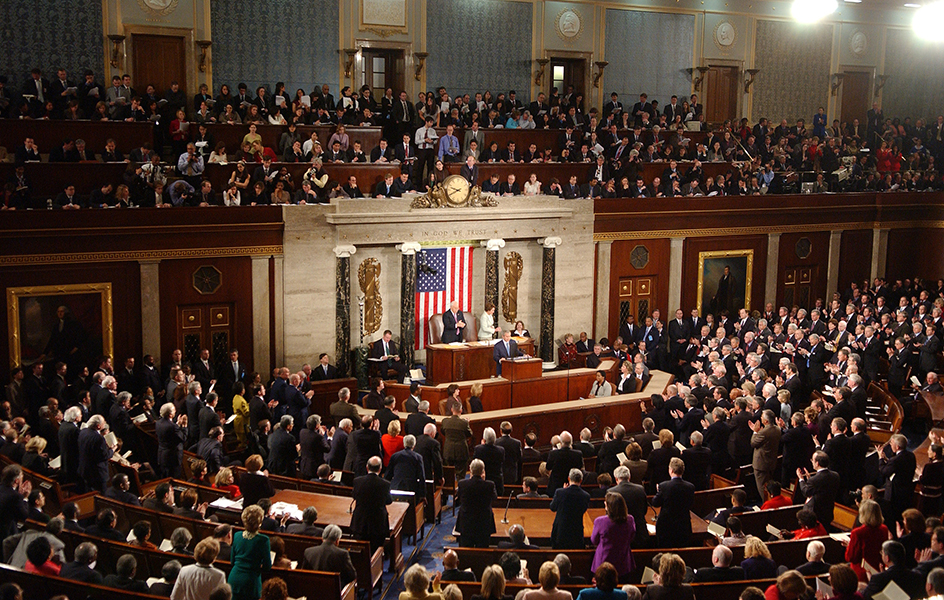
left=777, top=231, right=830, bottom=308
left=887, top=228, right=944, bottom=282
left=681, top=236, right=769, bottom=314
left=158, top=257, right=254, bottom=374
left=608, top=238, right=671, bottom=340
left=0, top=262, right=141, bottom=371
left=839, top=229, right=873, bottom=290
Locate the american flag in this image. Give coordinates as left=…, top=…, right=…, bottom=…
left=415, top=246, right=473, bottom=349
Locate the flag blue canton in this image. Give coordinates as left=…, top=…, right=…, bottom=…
left=417, top=248, right=447, bottom=293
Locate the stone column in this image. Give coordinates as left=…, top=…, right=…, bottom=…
left=397, top=243, right=421, bottom=369
left=538, top=237, right=563, bottom=366
left=766, top=233, right=781, bottom=305
left=871, top=228, right=889, bottom=280
left=667, top=238, right=684, bottom=312
left=139, top=260, right=161, bottom=361
left=595, top=241, right=613, bottom=341
left=334, top=245, right=356, bottom=377
left=482, top=239, right=505, bottom=316
left=251, top=256, right=271, bottom=375
left=826, top=231, right=842, bottom=297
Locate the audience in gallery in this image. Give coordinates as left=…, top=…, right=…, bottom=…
left=6, top=275, right=944, bottom=598
left=4, top=66, right=944, bottom=209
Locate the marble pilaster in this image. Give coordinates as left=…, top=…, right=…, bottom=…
left=539, top=237, right=562, bottom=365
left=482, top=238, right=505, bottom=317
left=398, top=243, right=421, bottom=369
left=251, top=256, right=271, bottom=374
left=766, top=233, right=781, bottom=305
left=334, top=245, right=356, bottom=377
left=139, top=260, right=161, bottom=361
left=872, top=228, right=889, bottom=280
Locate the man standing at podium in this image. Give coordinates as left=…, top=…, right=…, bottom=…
left=494, top=330, right=522, bottom=376
left=441, top=300, right=466, bottom=343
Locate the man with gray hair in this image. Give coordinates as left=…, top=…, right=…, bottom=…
left=693, top=544, right=745, bottom=581
left=330, top=387, right=360, bottom=429
left=546, top=431, right=584, bottom=494
left=286, top=506, right=323, bottom=537
left=473, top=426, right=506, bottom=495
left=386, top=434, right=426, bottom=497
left=77, top=413, right=115, bottom=491
left=554, top=553, right=586, bottom=585
left=926, top=567, right=944, bottom=599
left=610, top=465, right=649, bottom=548
left=796, top=540, right=830, bottom=575
left=405, top=399, right=434, bottom=437
left=266, top=415, right=298, bottom=477
left=326, top=417, right=352, bottom=470
left=456, top=458, right=496, bottom=547
left=880, top=433, right=916, bottom=527
left=59, top=541, right=103, bottom=584
left=301, top=524, right=357, bottom=585
left=750, top=409, right=781, bottom=498
left=414, top=422, right=443, bottom=486
left=351, top=456, right=392, bottom=550
left=550, top=468, right=590, bottom=549
left=58, top=405, right=83, bottom=485
left=185, top=381, right=203, bottom=446
left=498, top=523, right=538, bottom=550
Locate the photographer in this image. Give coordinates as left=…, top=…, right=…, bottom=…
left=168, top=179, right=194, bottom=207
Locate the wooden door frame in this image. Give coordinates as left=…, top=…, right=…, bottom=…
left=546, top=50, right=593, bottom=108
left=837, top=66, right=874, bottom=124
left=124, top=25, right=197, bottom=99
left=704, top=59, right=743, bottom=122
left=354, top=39, right=412, bottom=96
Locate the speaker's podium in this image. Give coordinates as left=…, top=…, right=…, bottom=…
left=500, top=357, right=543, bottom=382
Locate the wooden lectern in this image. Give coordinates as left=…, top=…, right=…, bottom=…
left=500, top=358, right=543, bottom=382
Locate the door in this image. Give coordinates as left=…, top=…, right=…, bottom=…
left=178, top=303, right=236, bottom=377
left=132, top=34, right=186, bottom=97
left=782, top=267, right=816, bottom=310
left=704, top=66, right=740, bottom=123
left=361, top=48, right=405, bottom=100
left=616, top=276, right=656, bottom=340
left=550, top=58, right=586, bottom=100
left=840, top=71, right=871, bottom=129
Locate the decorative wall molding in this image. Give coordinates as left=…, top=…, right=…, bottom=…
left=593, top=220, right=944, bottom=242
left=0, top=246, right=284, bottom=266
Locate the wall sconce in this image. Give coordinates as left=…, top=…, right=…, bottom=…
left=534, top=58, right=550, bottom=86
left=744, top=68, right=761, bottom=93
left=342, top=48, right=358, bottom=79
left=592, top=61, right=609, bottom=88
left=830, top=73, right=845, bottom=96
left=196, top=40, right=211, bottom=73
left=413, top=52, right=429, bottom=81
left=108, top=35, right=126, bottom=69
left=692, top=66, right=710, bottom=91
left=874, top=74, right=889, bottom=97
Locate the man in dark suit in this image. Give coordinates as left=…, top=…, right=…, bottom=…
left=880, top=434, right=916, bottom=526
left=472, top=428, right=506, bottom=496
left=311, top=353, right=338, bottom=381
left=496, top=422, right=522, bottom=486
left=597, top=425, right=628, bottom=476
left=59, top=541, right=104, bottom=585
left=862, top=540, right=925, bottom=599
left=824, top=386, right=857, bottom=426
left=405, top=400, right=435, bottom=437
left=392, top=90, right=416, bottom=138
left=610, top=465, right=650, bottom=548
left=545, top=432, right=584, bottom=495
left=631, top=93, right=652, bottom=127
left=156, top=402, right=187, bottom=478
left=651, top=457, right=695, bottom=547
left=58, top=408, right=82, bottom=485
left=457, top=458, right=497, bottom=547
left=217, top=349, right=245, bottom=408
left=351, top=457, right=392, bottom=551
left=404, top=382, right=422, bottom=413
left=345, top=415, right=383, bottom=476
left=369, top=330, right=408, bottom=383
left=441, top=548, right=477, bottom=582
left=415, top=423, right=444, bottom=483
left=78, top=415, right=114, bottom=492
left=667, top=309, right=691, bottom=365
left=441, top=300, right=467, bottom=343
left=386, top=434, right=426, bottom=498
left=191, top=348, right=216, bottom=393
left=681, top=431, right=712, bottom=491
left=550, top=468, right=591, bottom=549
left=823, top=417, right=852, bottom=496
left=798, top=451, right=841, bottom=529
left=374, top=395, right=399, bottom=438
left=493, top=330, right=522, bottom=376
left=750, top=410, right=781, bottom=499
left=301, top=524, right=357, bottom=585
left=374, top=173, right=397, bottom=198
left=267, top=416, right=299, bottom=477
left=673, top=396, right=705, bottom=448
left=198, top=392, right=222, bottom=440
left=0, top=464, right=31, bottom=539
left=693, top=545, right=746, bottom=582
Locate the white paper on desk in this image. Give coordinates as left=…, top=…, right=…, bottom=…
left=862, top=559, right=879, bottom=575
left=829, top=532, right=851, bottom=544
left=300, top=96, right=311, bottom=108
left=641, top=566, right=656, bottom=584
left=706, top=521, right=726, bottom=538
left=48, top=455, right=61, bottom=469
left=816, top=578, right=833, bottom=598
left=225, top=414, right=237, bottom=424
left=766, top=524, right=782, bottom=537
left=210, top=497, right=243, bottom=509
left=132, top=414, right=147, bottom=424
left=409, top=369, right=424, bottom=380
left=675, top=442, right=686, bottom=452
left=616, top=452, right=628, bottom=464
left=105, top=432, right=118, bottom=447
left=290, top=560, right=298, bottom=570
left=447, top=342, right=465, bottom=346
left=159, top=539, right=174, bottom=552
left=912, top=376, right=922, bottom=387
left=873, top=580, right=909, bottom=600
left=651, top=440, right=661, bottom=449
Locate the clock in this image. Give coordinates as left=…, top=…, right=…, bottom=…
left=192, top=265, right=222, bottom=295
left=442, top=175, right=471, bottom=207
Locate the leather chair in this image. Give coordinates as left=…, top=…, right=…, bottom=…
left=367, top=340, right=400, bottom=381
left=427, top=312, right=479, bottom=345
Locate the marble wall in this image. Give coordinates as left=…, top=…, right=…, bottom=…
left=752, top=20, right=833, bottom=123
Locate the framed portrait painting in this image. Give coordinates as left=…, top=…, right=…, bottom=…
left=697, top=250, right=753, bottom=316
left=7, top=283, right=113, bottom=373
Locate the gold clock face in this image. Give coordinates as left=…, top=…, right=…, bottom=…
left=442, top=175, right=470, bottom=207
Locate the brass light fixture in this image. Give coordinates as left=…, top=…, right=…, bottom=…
left=592, top=61, right=609, bottom=88
left=342, top=48, right=358, bottom=79
left=108, top=34, right=126, bottom=69
left=874, top=74, right=889, bottom=97
left=744, top=68, right=761, bottom=93
left=830, top=73, right=845, bottom=96
left=534, top=58, right=550, bottom=86
left=413, top=52, right=429, bottom=81
left=693, top=66, right=710, bottom=91
left=196, top=40, right=212, bottom=73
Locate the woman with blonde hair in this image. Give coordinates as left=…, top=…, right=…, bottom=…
left=213, top=467, right=241, bottom=499
left=846, top=498, right=889, bottom=581
left=227, top=504, right=271, bottom=600
left=23, top=436, right=50, bottom=476
left=763, top=569, right=809, bottom=600
left=740, top=537, right=778, bottom=579
left=640, top=553, right=692, bottom=600
left=382, top=420, right=404, bottom=467
left=399, top=564, right=444, bottom=600
left=471, top=565, right=510, bottom=600
left=522, top=561, right=572, bottom=600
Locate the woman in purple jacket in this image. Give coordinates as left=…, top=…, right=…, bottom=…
left=590, top=493, right=636, bottom=582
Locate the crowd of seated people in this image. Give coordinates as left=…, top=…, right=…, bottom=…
left=4, top=67, right=944, bottom=208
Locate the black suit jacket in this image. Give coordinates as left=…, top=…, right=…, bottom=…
left=881, top=449, right=917, bottom=506
left=473, top=443, right=506, bottom=496
left=550, top=485, right=591, bottom=549
left=609, top=481, right=650, bottom=546
left=345, top=428, right=382, bottom=476
left=299, top=427, right=331, bottom=479
left=386, top=448, right=426, bottom=496
left=351, top=473, right=392, bottom=548
left=58, top=421, right=81, bottom=482
left=0, top=484, right=29, bottom=539
left=861, top=564, right=925, bottom=599
left=156, top=417, right=186, bottom=477
left=682, top=446, right=712, bottom=490
left=405, top=411, right=435, bottom=438
left=441, top=310, right=466, bottom=343
left=302, top=542, right=357, bottom=585
left=191, top=359, right=215, bottom=392
left=60, top=561, right=104, bottom=585
left=496, top=435, right=522, bottom=485
left=545, top=448, right=584, bottom=494
left=267, top=427, right=298, bottom=476
left=77, top=427, right=113, bottom=490
left=311, top=363, right=338, bottom=381
left=493, top=339, right=521, bottom=375
left=414, top=434, right=444, bottom=482
left=456, top=476, right=496, bottom=539
left=799, top=468, right=841, bottom=527
left=652, top=476, right=695, bottom=547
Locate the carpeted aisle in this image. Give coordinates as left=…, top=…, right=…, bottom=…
left=379, top=498, right=459, bottom=600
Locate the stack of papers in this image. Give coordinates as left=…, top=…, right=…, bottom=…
left=49, top=456, right=61, bottom=469
left=641, top=566, right=656, bottom=584
left=209, top=497, right=244, bottom=510
left=159, top=539, right=174, bottom=552
left=874, top=581, right=909, bottom=600
left=270, top=502, right=304, bottom=521
left=829, top=532, right=851, bottom=544
left=132, top=414, right=148, bottom=424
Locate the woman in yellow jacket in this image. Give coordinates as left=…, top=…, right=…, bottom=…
left=232, top=382, right=250, bottom=444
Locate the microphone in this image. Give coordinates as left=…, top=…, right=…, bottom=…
left=501, top=492, right=513, bottom=524
left=348, top=498, right=355, bottom=514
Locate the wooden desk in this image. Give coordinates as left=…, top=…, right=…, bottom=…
left=488, top=506, right=707, bottom=543
left=426, top=339, right=534, bottom=384
left=307, top=377, right=358, bottom=421
left=271, top=488, right=409, bottom=574
left=501, top=358, right=543, bottom=382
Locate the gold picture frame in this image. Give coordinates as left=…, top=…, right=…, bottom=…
left=7, top=283, right=114, bottom=370
left=696, top=250, right=753, bottom=316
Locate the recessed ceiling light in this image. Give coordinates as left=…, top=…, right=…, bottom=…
left=792, top=0, right=839, bottom=21
left=843, top=0, right=862, bottom=4
left=914, top=1, right=944, bottom=39
left=904, top=3, right=921, bottom=7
